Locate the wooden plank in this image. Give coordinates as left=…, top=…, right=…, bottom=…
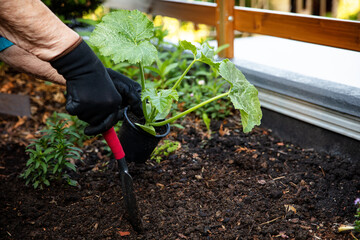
left=152, top=0, right=216, bottom=26
left=154, top=1, right=360, bottom=51
left=216, top=0, right=235, bottom=58
left=234, top=7, right=360, bottom=51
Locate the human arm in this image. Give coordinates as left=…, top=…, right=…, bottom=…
left=0, top=0, right=79, bottom=61
left=0, top=44, right=66, bottom=85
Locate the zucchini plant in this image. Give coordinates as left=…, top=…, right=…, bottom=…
left=89, top=9, right=262, bottom=135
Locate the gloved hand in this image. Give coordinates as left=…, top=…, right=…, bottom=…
left=106, top=68, right=143, bottom=118
left=50, top=39, right=128, bottom=136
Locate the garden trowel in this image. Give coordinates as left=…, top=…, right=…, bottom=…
left=103, top=127, right=143, bottom=231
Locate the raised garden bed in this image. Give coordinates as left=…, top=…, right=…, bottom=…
left=228, top=36, right=360, bottom=161
left=0, top=70, right=359, bottom=239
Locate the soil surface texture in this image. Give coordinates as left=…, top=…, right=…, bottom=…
left=0, top=70, right=359, bottom=239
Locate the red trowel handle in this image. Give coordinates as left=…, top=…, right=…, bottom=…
left=103, top=127, right=125, bottom=160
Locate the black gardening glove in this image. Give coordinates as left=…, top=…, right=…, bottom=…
left=106, top=68, right=143, bottom=118
left=51, top=39, right=123, bottom=136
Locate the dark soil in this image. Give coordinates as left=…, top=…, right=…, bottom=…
left=1, top=69, right=359, bottom=239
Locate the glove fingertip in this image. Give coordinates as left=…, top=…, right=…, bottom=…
left=85, top=112, right=120, bottom=136
left=84, top=125, right=100, bottom=136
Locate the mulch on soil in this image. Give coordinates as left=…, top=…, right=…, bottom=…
left=1, top=68, right=359, bottom=239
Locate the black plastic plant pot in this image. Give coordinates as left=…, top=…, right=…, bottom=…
left=118, top=108, right=170, bottom=163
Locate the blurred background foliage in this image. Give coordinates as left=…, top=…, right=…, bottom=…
left=41, top=0, right=104, bottom=20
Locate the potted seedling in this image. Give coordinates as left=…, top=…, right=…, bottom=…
left=89, top=9, right=262, bottom=163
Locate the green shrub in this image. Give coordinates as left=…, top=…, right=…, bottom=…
left=149, top=26, right=234, bottom=125
left=51, top=112, right=91, bottom=147
left=176, top=74, right=232, bottom=120
left=21, top=112, right=82, bottom=189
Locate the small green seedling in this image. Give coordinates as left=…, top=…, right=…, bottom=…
left=21, top=112, right=82, bottom=189
left=151, top=140, right=180, bottom=163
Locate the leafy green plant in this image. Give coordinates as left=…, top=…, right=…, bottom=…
left=48, top=112, right=91, bottom=147
left=176, top=77, right=232, bottom=119
left=146, top=58, right=180, bottom=87
left=147, top=43, right=193, bottom=91
left=150, top=27, right=232, bottom=126
left=153, top=26, right=170, bottom=48
left=89, top=9, right=262, bottom=136
left=151, top=140, right=180, bottom=163
left=21, top=112, right=82, bottom=189
left=202, top=112, right=211, bottom=133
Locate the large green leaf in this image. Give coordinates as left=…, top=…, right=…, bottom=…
left=141, top=88, right=156, bottom=102
left=65, top=162, right=76, bottom=172
left=180, top=41, right=220, bottom=72
left=219, top=59, right=262, bottom=133
left=142, top=88, right=178, bottom=114
left=179, top=40, right=197, bottom=56
left=135, top=123, right=156, bottom=136
left=89, top=10, right=158, bottom=66
left=155, top=100, right=173, bottom=120
left=197, top=42, right=215, bottom=60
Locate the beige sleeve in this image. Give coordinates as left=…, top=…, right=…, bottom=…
left=0, top=45, right=66, bottom=85
left=0, top=0, right=80, bottom=61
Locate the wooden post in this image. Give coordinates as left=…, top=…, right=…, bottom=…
left=320, top=0, right=326, bottom=16
left=296, top=0, right=302, bottom=13
left=332, top=0, right=338, bottom=17
left=216, top=0, right=235, bottom=58
left=305, top=0, right=313, bottom=15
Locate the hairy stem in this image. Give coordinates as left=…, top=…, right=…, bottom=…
left=150, top=105, right=157, bottom=121
left=139, top=62, right=148, bottom=120
left=172, top=59, right=197, bottom=90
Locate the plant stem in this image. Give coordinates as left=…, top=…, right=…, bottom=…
left=150, top=105, right=157, bottom=121
left=150, top=90, right=230, bottom=127
left=172, top=59, right=197, bottom=90
left=338, top=225, right=355, bottom=232
left=139, top=62, right=148, bottom=120
left=351, top=232, right=359, bottom=240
